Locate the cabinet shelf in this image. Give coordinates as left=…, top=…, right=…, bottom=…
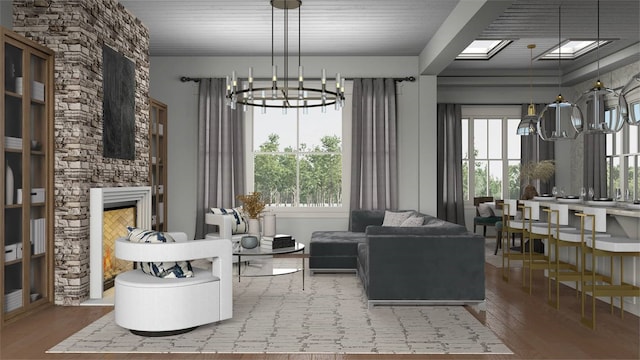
left=3, top=259, right=22, bottom=266
left=4, top=91, right=22, bottom=99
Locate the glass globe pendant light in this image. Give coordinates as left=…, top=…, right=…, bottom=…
left=537, top=5, right=583, bottom=141
left=517, top=44, right=539, bottom=136
left=619, top=72, right=640, bottom=126
left=577, top=0, right=623, bottom=133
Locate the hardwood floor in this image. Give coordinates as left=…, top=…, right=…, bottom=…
left=1, top=264, right=638, bottom=360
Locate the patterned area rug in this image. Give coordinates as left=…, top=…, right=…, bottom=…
left=49, top=259, right=512, bottom=355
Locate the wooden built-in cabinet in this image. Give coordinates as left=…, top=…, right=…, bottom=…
left=149, top=98, right=167, bottom=231
left=0, top=27, right=54, bottom=326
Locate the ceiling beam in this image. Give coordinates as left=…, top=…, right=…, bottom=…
left=562, top=43, right=640, bottom=86
left=418, top=0, right=512, bottom=76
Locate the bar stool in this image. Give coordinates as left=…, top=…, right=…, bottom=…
left=543, top=203, right=604, bottom=309
left=521, top=201, right=573, bottom=295
left=501, top=199, right=526, bottom=282
left=577, top=207, right=640, bottom=329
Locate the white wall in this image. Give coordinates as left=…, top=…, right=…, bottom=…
left=149, top=56, right=430, bottom=243
left=1, top=0, right=12, bottom=28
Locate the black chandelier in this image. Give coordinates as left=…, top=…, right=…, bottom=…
left=226, top=0, right=344, bottom=113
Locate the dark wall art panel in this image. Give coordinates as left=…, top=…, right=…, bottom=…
left=102, top=45, right=135, bottom=160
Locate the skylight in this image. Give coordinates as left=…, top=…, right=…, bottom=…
left=456, top=40, right=512, bottom=60
left=539, top=40, right=611, bottom=60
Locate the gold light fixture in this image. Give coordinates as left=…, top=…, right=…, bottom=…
left=517, top=44, right=538, bottom=136
left=538, top=5, right=583, bottom=141
left=226, top=0, right=344, bottom=114
left=576, top=0, right=623, bottom=133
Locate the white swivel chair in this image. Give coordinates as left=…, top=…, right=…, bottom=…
left=114, top=232, right=232, bottom=336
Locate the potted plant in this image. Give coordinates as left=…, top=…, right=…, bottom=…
left=236, top=192, right=266, bottom=236
left=519, top=160, right=555, bottom=197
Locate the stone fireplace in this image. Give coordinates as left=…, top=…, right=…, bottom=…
left=89, top=187, right=151, bottom=300
left=13, top=1, right=151, bottom=305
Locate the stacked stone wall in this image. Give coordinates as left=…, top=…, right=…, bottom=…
left=12, top=0, right=150, bottom=304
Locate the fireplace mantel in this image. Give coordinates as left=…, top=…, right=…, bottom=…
left=89, top=187, right=152, bottom=299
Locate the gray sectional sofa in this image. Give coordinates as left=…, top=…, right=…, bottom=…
left=310, top=209, right=485, bottom=307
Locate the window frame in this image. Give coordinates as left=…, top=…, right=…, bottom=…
left=606, top=106, right=639, bottom=200
left=461, top=106, right=522, bottom=203
left=244, top=80, right=352, bottom=218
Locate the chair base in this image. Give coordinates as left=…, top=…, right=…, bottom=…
left=131, top=326, right=198, bottom=337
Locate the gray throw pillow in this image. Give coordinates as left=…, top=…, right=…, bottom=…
left=400, top=216, right=424, bottom=227
left=477, top=203, right=494, bottom=217
left=382, top=210, right=414, bottom=226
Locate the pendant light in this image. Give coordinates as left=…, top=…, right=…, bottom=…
left=620, top=72, right=640, bottom=126
left=517, top=44, right=538, bottom=136
left=537, top=5, right=583, bottom=141
left=226, top=0, right=344, bottom=113
left=577, top=0, right=623, bottom=133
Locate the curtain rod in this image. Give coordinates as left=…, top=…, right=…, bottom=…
left=179, top=76, right=416, bottom=83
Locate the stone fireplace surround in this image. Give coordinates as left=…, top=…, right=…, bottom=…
left=13, top=0, right=151, bottom=305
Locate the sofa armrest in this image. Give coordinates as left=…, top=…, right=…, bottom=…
left=349, top=209, right=385, bottom=232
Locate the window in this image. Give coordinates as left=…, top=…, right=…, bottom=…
left=462, top=106, right=522, bottom=201
left=538, top=40, right=611, bottom=60
left=456, top=40, right=512, bottom=60
left=246, top=81, right=351, bottom=213
left=606, top=108, right=639, bottom=200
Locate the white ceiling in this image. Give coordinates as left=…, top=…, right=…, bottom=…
left=118, top=0, right=640, bottom=84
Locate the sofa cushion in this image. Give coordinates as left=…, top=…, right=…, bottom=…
left=366, top=221, right=467, bottom=236
left=382, top=210, right=414, bottom=226
left=310, top=231, right=366, bottom=256
left=209, top=207, right=248, bottom=234
left=126, top=227, right=194, bottom=278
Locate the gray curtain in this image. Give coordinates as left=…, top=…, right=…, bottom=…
left=195, top=78, right=245, bottom=239
left=520, top=103, right=555, bottom=195
left=583, top=97, right=607, bottom=198
left=436, top=104, right=465, bottom=225
left=350, top=78, right=398, bottom=212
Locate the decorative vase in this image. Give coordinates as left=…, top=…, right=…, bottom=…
left=5, top=165, right=14, bottom=205
left=248, top=218, right=260, bottom=237
left=240, top=235, right=259, bottom=249
left=261, top=213, right=276, bottom=237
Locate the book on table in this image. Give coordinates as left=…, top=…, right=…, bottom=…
left=261, top=234, right=294, bottom=249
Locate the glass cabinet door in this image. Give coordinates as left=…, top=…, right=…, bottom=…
left=3, top=41, right=25, bottom=315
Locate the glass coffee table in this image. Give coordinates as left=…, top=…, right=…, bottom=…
left=233, top=241, right=305, bottom=290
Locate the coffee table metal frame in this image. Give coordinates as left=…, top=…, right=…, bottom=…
left=233, top=242, right=305, bottom=290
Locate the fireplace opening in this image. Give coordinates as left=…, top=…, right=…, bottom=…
left=102, top=205, right=136, bottom=291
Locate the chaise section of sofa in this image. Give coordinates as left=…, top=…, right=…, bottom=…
left=309, top=209, right=385, bottom=273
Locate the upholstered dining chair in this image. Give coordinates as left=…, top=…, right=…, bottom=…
left=473, top=196, right=501, bottom=237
